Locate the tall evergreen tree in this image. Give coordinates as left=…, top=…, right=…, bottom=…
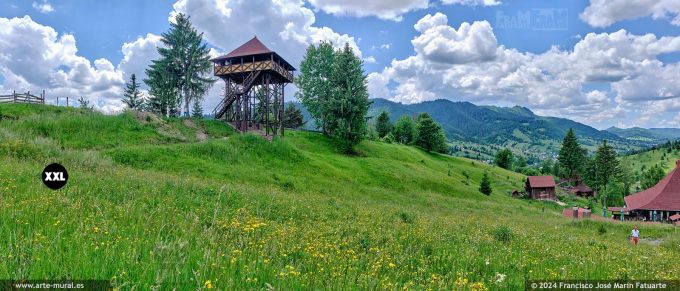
left=153, top=13, right=214, bottom=116
left=192, top=99, right=203, bottom=119
left=393, top=115, right=416, bottom=144
left=415, top=113, right=446, bottom=153
left=375, top=110, right=392, bottom=138
left=122, top=74, right=144, bottom=110
left=558, top=128, right=586, bottom=179
left=494, top=148, right=513, bottom=170
left=145, top=59, right=178, bottom=117
left=283, top=104, right=305, bottom=129
left=479, top=171, right=492, bottom=195
left=295, top=42, right=335, bottom=135
left=585, top=140, right=621, bottom=209
left=326, top=43, right=371, bottom=153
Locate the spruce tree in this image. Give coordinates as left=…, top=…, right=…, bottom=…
left=145, top=59, right=178, bottom=117
left=326, top=43, right=371, bottom=153
left=393, top=115, right=416, bottom=144
left=122, top=74, right=144, bottom=110
left=283, top=104, right=305, bottom=129
left=375, top=110, right=392, bottom=138
left=295, top=42, right=335, bottom=135
left=415, top=113, right=446, bottom=153
left=479, top=171, right=492, bottom=195
left=558, top=128, right=586, bottom=179
left=153, top=13, right=214, bottom=116
left=192, top=99, right=203, bottom=119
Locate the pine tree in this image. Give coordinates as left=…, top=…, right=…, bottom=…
left=295, top=42, right=335, bottom=135
left=326, top=43, right=371, bottom=153
left=77, top=96, right=92, bottom=110
left=494, top=148, right=513, bottom=170
left=283, top=104, right=305, bottom=129
left=394, top=115, right=417, bottom=144
left=479, top=171, right=492, bottom=195
left=122, top=74, right=144, bottom=110
left=192, top=99, right=203, bottom=119
left=558, top=128, right=586, bottom=179
left=415, top=113, right=446, bottom=153
left=375, top=110, right=392, bottom=138
left=153, top=13, right=214, bottom=117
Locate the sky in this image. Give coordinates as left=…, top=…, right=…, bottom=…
left=1, top=0, right=679, bottom=129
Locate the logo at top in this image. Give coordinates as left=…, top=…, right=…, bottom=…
left=42, top=163, right=68, bottom=190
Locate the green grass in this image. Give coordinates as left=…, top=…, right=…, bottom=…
left=1, top=103, right=679, bottom=289
left=623, top=147, right=680, bottom=179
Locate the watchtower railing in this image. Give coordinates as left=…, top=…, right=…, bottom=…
left=0, top=91, right=45, bottom=104
left=214, top=60, right=293, bottom=82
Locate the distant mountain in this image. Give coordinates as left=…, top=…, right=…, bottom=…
left=289, top=98, right=671, bottom=156
left=606, top=127, right=680, bottom=143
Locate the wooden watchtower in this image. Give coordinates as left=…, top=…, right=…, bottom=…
left=211, top=37, right=295, bottom=136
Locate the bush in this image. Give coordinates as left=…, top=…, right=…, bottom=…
left=398, top=211, right=416, bottom=224
left=493, top=225, right=512, bottom=243
left=598, top=224, right=607, bottom=235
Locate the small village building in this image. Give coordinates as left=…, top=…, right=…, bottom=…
left=525, top=176, right=556, bottom=200
left=562, top=207, right=591, bottom=219
left=565, top=183, right=595, bottom=198
left=670, top=214, right=680, bottom=225
left=622, top=160, right=680, bottom=222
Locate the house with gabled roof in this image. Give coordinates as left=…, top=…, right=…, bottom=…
left=622, top=160, right=680, bottom=222
left=525, top=176, right=556, bottom=200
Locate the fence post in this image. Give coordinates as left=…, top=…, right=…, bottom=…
left=42, top=90, right=46, bottom=104
left=13, top=90, right=16, bottom=103
left=27, top=91, right=30, bottom=102
left=66, top=96, right=69, bottom=107
left=57, top=97, right=59, bottom=106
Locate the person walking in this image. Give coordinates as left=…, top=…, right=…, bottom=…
left=631, top=226, right=639, bottom=246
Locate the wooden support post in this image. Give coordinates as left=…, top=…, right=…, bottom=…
left=13, top=90, right=16, bottom=103
left=66, top=96, right=69, bottom=107
left=42, top=90, right=45, bottom=104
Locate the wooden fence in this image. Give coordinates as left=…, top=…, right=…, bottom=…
left=0, top=91, right=46, bottom=104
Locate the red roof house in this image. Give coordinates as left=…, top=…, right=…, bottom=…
left=525, top=176, right=556, bottom=200
left=624, top=160, right=680, bottom=221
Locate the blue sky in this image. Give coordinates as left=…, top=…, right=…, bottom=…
left=1, top=0, right=679, bottom=129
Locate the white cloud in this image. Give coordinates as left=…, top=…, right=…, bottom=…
left=0, top=16, right=168, bottom=114
left=581, top=0, right=680, bottom=27
left=368, top=13, right=680, bottom=127
left=363, top=56, right=377, bottom=64
left=380, top=43, right=391, bottom=50
left=412, top=13, right=497, bottom=64
left=441, top=0, right=500, bottom=6
left=307, top=0, right=429, bottom=21
left=32, top=1, right=54, bottom=13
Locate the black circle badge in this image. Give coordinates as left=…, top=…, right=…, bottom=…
left=42, top=163, right=69, bottom=190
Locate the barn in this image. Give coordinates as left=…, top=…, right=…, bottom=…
left=623, top=160, right=680, bottom=222
left=525, top=176, right=556, bottom=200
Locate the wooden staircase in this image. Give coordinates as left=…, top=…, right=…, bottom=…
left=212, top=71, right=261, bottom=121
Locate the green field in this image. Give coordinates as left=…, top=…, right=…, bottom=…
left=1, top=104, right=679, bottom=289
left=623, top=147, right=680, bottom=178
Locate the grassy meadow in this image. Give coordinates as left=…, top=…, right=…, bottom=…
left=1, top=104, right=679, bottom=289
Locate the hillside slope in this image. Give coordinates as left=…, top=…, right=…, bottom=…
left=1, top=104, right=679, bottom=289
left=294, top=99, right=649, bottom=159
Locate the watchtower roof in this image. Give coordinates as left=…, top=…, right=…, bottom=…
left=211, top=36, right=295, bottom=71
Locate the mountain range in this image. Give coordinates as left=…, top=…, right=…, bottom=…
left=292, top=98, right=680, bottom=156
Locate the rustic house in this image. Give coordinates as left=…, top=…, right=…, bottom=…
left=564, top=182, right=595, bottom=198
left=525, top=176, right=556, bottom=200
left=622, top=160, right=680, bottom=222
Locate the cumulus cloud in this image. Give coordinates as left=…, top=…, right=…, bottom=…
left=32, top=1, right=54, bottom=13
left=0, top=16, right=165, bottom=113
left=581, top=0, right=680, bottom=27
left=412, top=13, right=497, bottom=64
left=368, top=13, right=680, bottom=128
left=307, top=0, right=428, bottom=21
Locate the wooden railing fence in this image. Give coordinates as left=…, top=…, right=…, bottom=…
left=0, top=90, right=46, bottom=104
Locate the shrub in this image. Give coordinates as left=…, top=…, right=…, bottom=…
left=493, top=225, right=512, bottom=243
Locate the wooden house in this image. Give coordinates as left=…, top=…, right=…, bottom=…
left=525, top=176, right=556, bottom=200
